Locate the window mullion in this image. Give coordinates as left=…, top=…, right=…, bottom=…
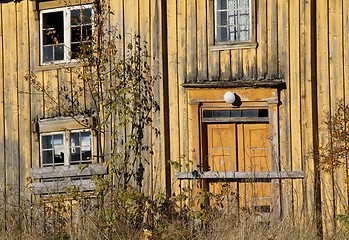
left=65, top=130, right=70, bottom=165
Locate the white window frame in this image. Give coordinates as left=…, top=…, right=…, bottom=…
left=39, top=4, right=93, bottom=65
left=40, top=129, right=93, bottom=167
left=214, top=0, right=254, bottom=44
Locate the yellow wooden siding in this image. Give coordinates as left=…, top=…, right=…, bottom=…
left=1, top=0, right=349, bottom=233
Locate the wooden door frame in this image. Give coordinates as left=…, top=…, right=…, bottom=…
left=187, top=87, right=281, bottom=219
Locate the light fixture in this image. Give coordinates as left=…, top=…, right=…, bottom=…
left=224, top=91, right=236, bottom=104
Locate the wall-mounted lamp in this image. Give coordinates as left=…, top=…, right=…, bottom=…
left=224, top=91, right=236, bottom=104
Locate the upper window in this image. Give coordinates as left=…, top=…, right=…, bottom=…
left=40, top=5, right=93, bottom=65
left=41, top=129, right=92, bottom=167
left=215, top=0, right=253, bottom=44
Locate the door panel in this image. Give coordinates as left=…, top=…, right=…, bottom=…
left=207, top=124, right=236, bottom=172
left=207, top=124, right=237, bottom=208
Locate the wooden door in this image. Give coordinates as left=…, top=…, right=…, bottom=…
left=206, top=123, right=271, bottom=214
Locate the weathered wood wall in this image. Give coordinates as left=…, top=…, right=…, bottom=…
left=0, top=0, right=349, bottom=234
left=0, top=0, right=166, bottom=217
left=165, top=0, right=349, bottom=233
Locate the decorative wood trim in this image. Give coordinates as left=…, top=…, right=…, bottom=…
left=175, top=171, right=304, bottom=181
left=29, top=179, right=96, bottom=195
left=38, top=115, right=95, bottom=133
left=182, top=80, right=286, bottom=89
left=30, top=163, right=107, bottom=179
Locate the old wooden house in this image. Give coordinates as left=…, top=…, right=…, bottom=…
left=0, top=0, right=348, bottom=235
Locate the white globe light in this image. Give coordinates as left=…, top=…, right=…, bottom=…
left=224, top=91, right=236, bottom=104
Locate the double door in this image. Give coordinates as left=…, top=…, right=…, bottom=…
left=204, top=123, right=271, bottom=213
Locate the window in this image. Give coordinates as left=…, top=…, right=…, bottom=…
left=40, top=5, right=93, bottom=64
left=41, top=129, right=92, bottom=167
left=215, top=0, right=253, bottom=44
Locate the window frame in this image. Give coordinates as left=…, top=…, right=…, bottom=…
left=213, top=0, right=256, bottom=49
left=39, top=4, right=93, bottom=65
left=40, top=128, right=93, bottom=167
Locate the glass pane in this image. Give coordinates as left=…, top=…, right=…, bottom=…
left=54, top=44, right=64, bottom=60
left=42, top=135, right=52, bottom=149
left=213, top=110, right=230, bottom=118
left=258, top=109, right=269, bottom=117
left=53, top=134, right=64, bottom=146
left=218, top=11, right=227, bottom=26
left=228, top=0, right=238, bottom=9
left=71, top=26, right=81, bottom=43
left=70, top=147, right=81, bottom=162
left=70, top=132, right=80, bottom=146
left=43, top=46, right=53, bottom=62
left=218, top=26, right=228, bottom=41
left=42, top=12, right=64, bottom=44
left=241, top=109, right=258, bottom=117
left=239, top=0, right=249, bottom=8
left=71, top=9, right=81, bottom=25
left=71, top=43, right=80, bottom=59
left=82, top=8, right=92, bottom=24
left=54, top=151, right=64, bottom=164
left=203, top=110, right=213, bottom=118
left=231, top=110, right=241, bottom=118
left=42, top=150, right=53, bottom=164
left=82, top=25, right=92, bottom=40
left=218, top=0, right=228, bottom=10
left=239, top=12, right=249, bottom=25
left=82, top=148, right=91, bottom=160
left=81, top=132, right=91, bottom=145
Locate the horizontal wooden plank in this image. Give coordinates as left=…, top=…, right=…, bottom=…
left=175, top=171, right=304, bottom=181
left=182, top=80, right=286, bottom=89
left=29, top=179, right=96, bottom=195
left=30, top=163, right=107, bottom=179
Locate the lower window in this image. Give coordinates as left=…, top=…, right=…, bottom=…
left=41, top=129, right=92, bottom=167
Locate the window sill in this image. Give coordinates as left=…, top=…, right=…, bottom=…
left=29, top=163, right=107, bottom=194
left=209, top=42, right=258, bottom=51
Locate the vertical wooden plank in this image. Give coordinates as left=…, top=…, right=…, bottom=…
left=150, top=0, right=165, bottom=193
left=230, top=50, right=242, bottom=79
left=267, top=0, right=278, bottom=78
left=167, top=0, right=180, bottom=196
left=58, top=68, right=71, bottom=115
left=3, top=1, right=19, bottom=208
left=256, top=0, right=268, bottom=78
left=277, top=0, right=292, bottom=219
left=31, top=68, right=44, bottom=168
left=287, top=0, right=303, bottom=221
left=220, top=50, right=231, bottom=80
left=329, top=0, right=344, bottom=229
left=0, top=3, right=6, bottom=224
left=343, top=0, right=349, bottom=220
left=242, top=48, right=257, bottom=80
left=207, top=0, right=219, bottom=80
left=316, top=0, right=331, bottom=234
left=139, top=0, right=152, bottom=195
left=187, top=0, right=196, bottom=81
left=43, top=70, right=59, bottom=117
left=197, top=0, right=207, bottom=80
left=17, top=0, right=31, bottom=201
left=300, top=0, right=316, bottom=229
left=177, top=0, right=189, bottom=200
